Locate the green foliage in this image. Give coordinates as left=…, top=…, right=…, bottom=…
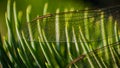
left=0, top=0, right=120, bottom=68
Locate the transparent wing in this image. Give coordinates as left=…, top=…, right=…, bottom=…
left=67, top=41, right=120, bottom=67
left=22, top=5, right=120, bottom=43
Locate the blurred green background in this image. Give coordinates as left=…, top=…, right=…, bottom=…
left=0, top=0, right=92, bottom=37
left=1, top=0, right=120, bottom=68
left=0, top=0, right=120, bottom=37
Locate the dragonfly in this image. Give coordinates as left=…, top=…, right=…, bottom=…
left=21, top=5, right=120, bottom=67
left=22, top=5, right=120, bottom=43
left=21, top=5, right=120, bottom=68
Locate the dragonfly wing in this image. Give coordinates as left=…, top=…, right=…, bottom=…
left=22, top=6, right=120, bottom=44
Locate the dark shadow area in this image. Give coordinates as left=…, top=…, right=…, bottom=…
left=84, top=0, right=120, bottom=8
